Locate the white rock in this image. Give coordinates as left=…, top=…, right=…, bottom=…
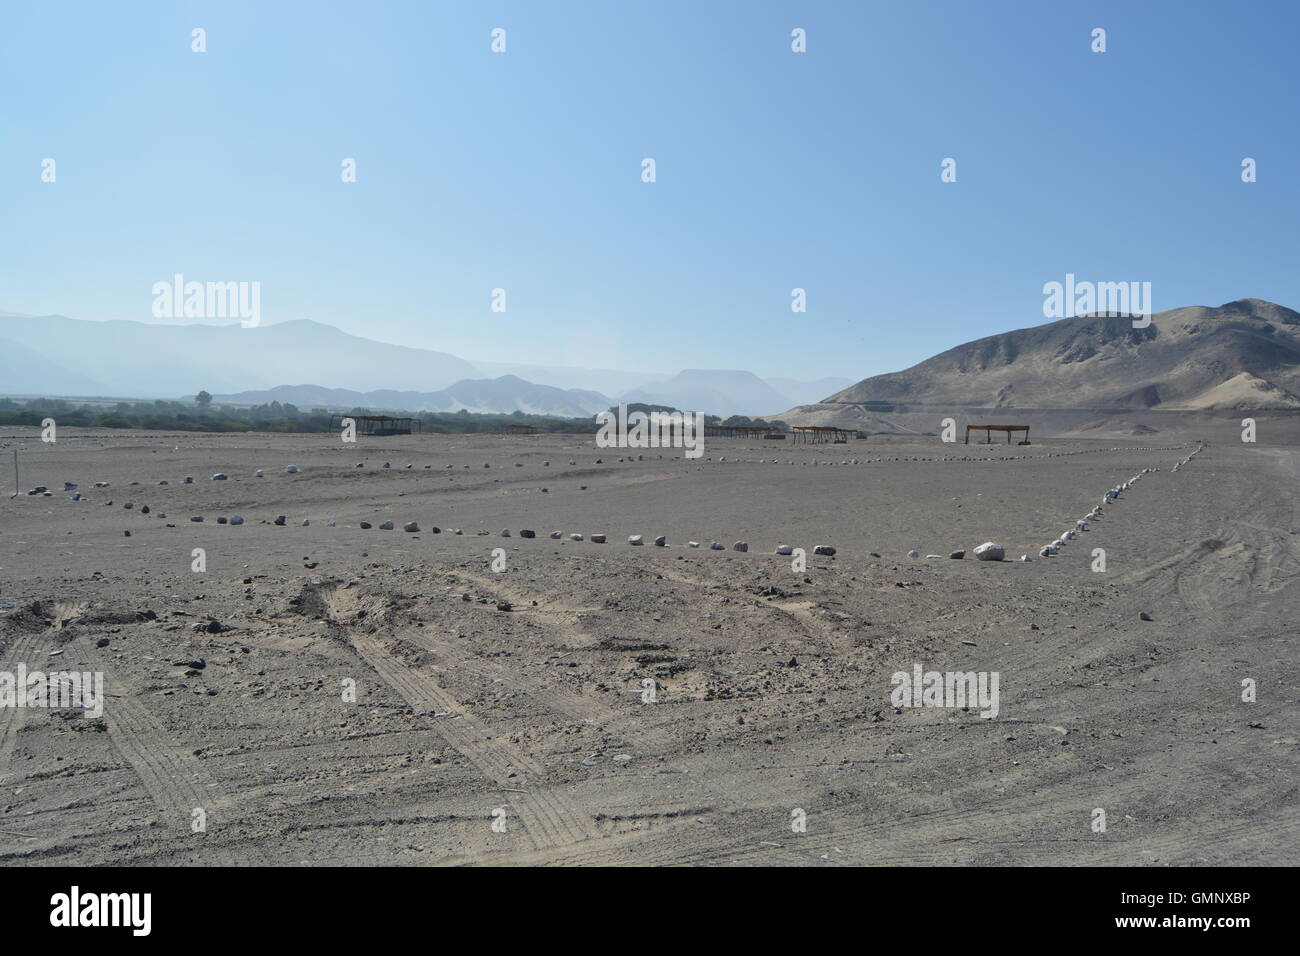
left=973, top=542, right=1005, bottom=561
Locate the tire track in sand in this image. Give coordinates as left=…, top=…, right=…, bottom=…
left=68, top=637, right=267, bottom=865
left=0, top=628, right=45, bottom=786
left=348, top=631, right=598, bottom=850
left=423, top=566, right=825, bottom=851
left=402, top=628, right=614, bottom=726
left=0, top=604, right=89, bottom=782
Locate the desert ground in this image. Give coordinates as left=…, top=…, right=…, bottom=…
left=0, top=424, right=1295, bottom=866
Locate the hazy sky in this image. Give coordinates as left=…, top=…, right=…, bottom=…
left=2, top=1, right=1297, bottom=380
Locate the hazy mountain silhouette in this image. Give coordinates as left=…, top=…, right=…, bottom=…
left=215, top=376, right=611, bottom=417
left=0, top=314, right=842, bottom=416
left=0, top=316, right=481, bottom=397
left=620, top=369, right=796, bottom=417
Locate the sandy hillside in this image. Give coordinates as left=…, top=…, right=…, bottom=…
left=820, top=299, right=1300, bottom=412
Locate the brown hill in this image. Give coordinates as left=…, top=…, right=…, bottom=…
left=776, top=299, right=1300, bottom=430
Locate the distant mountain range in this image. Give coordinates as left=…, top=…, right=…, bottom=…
left=464, top=360, right=661, bottom=398
left=0, top=313, right=846, bottom=417
left=618, top=369, right=803, bottom=419
left=777, top=298, right=1300, bottom=429
left=0, top=316, right=478, bottom=396
left=466, top=361, right=851, bottom=410
left=214, top=376, right=612, bottom=418
left=11, top=303, right=1300, bottom=423
left=216, top=371, right=850, bottom=419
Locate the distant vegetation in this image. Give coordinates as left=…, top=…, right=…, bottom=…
left=720, top=414, right=790, bottom=431
left=0, top=397, right=597, bottom=435
left=0, top=397, right=792, bottom=437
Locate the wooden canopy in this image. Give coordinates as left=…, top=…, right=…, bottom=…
left=965, top=424, right=1029, bottom=444
left=329, top=414, right=421, bottom=436
left=792, top=426, right=855, bottom=444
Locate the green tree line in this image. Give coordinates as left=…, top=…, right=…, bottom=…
left=0, top=397, right=595, bottom=434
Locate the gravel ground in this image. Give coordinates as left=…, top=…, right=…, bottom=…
left=0, top=427, right=1294, bottom=865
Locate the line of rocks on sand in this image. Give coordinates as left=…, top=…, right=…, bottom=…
left=21, top=443, right=1203, bottom=561
left=1032, top=442, right=1205, bottom=561
left=21, top=440, right=1198, bottom=501
left=17, top=473, right=1006, bottom=562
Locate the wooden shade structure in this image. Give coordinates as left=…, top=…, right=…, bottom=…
left=704, top=424, right=776, bottom=439
left=329, top=414, right=421, bottom=436
left=792, top=425, right=855, bottom=444
left=965, top=424, right=1029, bottom=444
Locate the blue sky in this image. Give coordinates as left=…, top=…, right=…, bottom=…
left=2, top=0, right=1297, bottom=381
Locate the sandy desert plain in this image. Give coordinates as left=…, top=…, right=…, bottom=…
left=0, top=420, right=1295, bottom=866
